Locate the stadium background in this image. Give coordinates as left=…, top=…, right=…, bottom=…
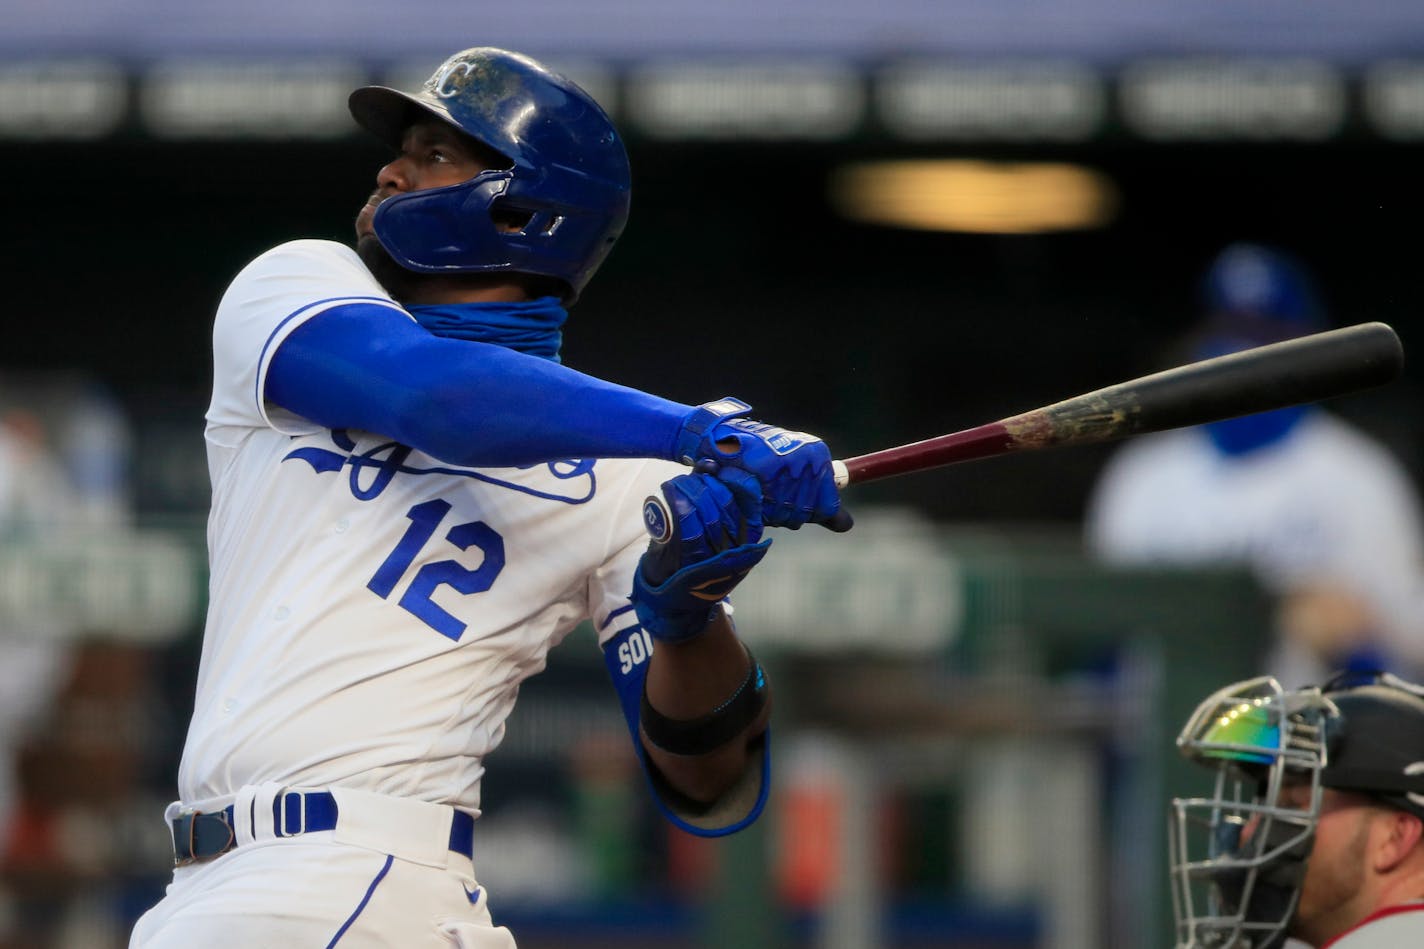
left=1, top=3, right=1422, bottom=947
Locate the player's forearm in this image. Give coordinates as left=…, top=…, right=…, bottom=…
left=640, top=610, right=771, bottom=804
left=412, top=346, right=689, bottom=465
left=267, top=303, right=692, bottom=465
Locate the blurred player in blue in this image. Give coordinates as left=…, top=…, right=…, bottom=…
left=130, top=47, right=848, bottom=948
left=1087, top=242, right=1424, bottom=688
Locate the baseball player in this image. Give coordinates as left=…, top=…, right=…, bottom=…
left=129, top=47, right=849, bottom=948
left=1170, top=671, right=1424, bottom=948
left=1086, top=243, right=1424, bottom=689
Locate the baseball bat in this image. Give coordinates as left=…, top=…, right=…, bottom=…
left=832, top=321, right=1404, bottom=489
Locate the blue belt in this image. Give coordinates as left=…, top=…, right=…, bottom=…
left=171, top=790, right=476, bottom=866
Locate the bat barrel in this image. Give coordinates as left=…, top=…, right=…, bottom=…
left=834, top=321, right=1404, bottom=489
left=1092, top=320, right=1403, bottom=439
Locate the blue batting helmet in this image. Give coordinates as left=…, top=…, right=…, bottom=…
left=348, top=48, right=631, bottom=304
left=1200, top=243, right=1326, bottom=344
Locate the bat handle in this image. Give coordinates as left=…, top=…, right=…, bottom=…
left=819, top=460, right=855, bottom=532
left=690, top=457, right=855, bottom=530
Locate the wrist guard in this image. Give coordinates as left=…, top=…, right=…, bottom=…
left=641, top=646, right=769, bottom=756
left=672, top=398, right=754, bottom=465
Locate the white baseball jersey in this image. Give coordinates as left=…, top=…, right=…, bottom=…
left=180, top=238, right=680, bottom=816
left=1321, top=901, right=1424, bottom=946
left=1085, top=414, right=1424, bottom=681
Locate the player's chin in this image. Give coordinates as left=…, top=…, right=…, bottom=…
left=356, top=233, right=383, bottom=261
left=357, top=236, right=421, bottom=300
left=355, top=203, right=376, bottom=239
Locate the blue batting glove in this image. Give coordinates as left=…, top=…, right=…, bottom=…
left=632, top=470, right=771, bottom=643
left=673, top=398, right=852, bottom=532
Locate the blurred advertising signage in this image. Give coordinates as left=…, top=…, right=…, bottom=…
left=876, top=60, right=1105, bottom=142
left=1120, top=58, right=1346, bottom=140
left=139, top=58, right=366, bottom=139
left=1365, top=60, right=1424, bottom=140
left=0, top=530, right=199, bottom=644
left=2, top=53, right=1424, bottom=143
left=624, top=59, right=865, bottom=140
left=731, top=508, right=964, bottom=654
left=0, top=59, right=126, bottom=139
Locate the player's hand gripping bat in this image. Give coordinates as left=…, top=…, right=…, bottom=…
left=832, top=321, right=1404, bottom=489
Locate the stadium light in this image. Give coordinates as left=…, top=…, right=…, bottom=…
left=829, top=158, right=1118, bottom=234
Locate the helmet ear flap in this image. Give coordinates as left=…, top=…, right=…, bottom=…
left=370, top=172, right=514, bottom=268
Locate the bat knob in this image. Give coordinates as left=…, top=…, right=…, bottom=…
left=821, top=508, right=855, bottom=533
left=642, top=495, right=673, bottom=543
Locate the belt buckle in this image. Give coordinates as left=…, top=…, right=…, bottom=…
left=276, top=788, right=307, bottom=838
left=172, top=809, right=199, bottom=867
left=172, top=807, right=234, bottom=867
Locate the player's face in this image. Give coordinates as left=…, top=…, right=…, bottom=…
left=355, top=119, right=500, bottom=241
left=1285, top=787, right=1378, bottom=945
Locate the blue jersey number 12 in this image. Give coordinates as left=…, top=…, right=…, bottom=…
left=366, top=499, right=506, bottom=640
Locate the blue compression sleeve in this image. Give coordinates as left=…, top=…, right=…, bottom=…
left=266, top=302, right=693, bottom=467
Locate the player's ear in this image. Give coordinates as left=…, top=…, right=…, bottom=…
left=1372, top=809, right=1424, bottom=874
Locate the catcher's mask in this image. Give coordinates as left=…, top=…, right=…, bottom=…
left=1169, top=670, right=1424, bottom=949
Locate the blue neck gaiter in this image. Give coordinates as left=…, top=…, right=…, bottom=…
left=1195, top=332, right=1311, bottom=456
left=407, top=297, right=569, bottom=363
left=1204, top=405, right=1309, bottom=457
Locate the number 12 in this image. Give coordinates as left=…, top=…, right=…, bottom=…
left=367, top=499, right=506, bottom=640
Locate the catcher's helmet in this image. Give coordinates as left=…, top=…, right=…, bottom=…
left=349, top=47, right=631, bottom=304
left=1317, top=672, right=1424, bottom=820
left=1169, top=671, right=1424, bottom=948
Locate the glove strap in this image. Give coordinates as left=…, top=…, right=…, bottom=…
left=672, top=397, right=753, bottom=464
left=640, top=646, right=769, bottom=756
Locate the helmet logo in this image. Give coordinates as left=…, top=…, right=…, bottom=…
left=429, top=58, right=477, bottom=99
